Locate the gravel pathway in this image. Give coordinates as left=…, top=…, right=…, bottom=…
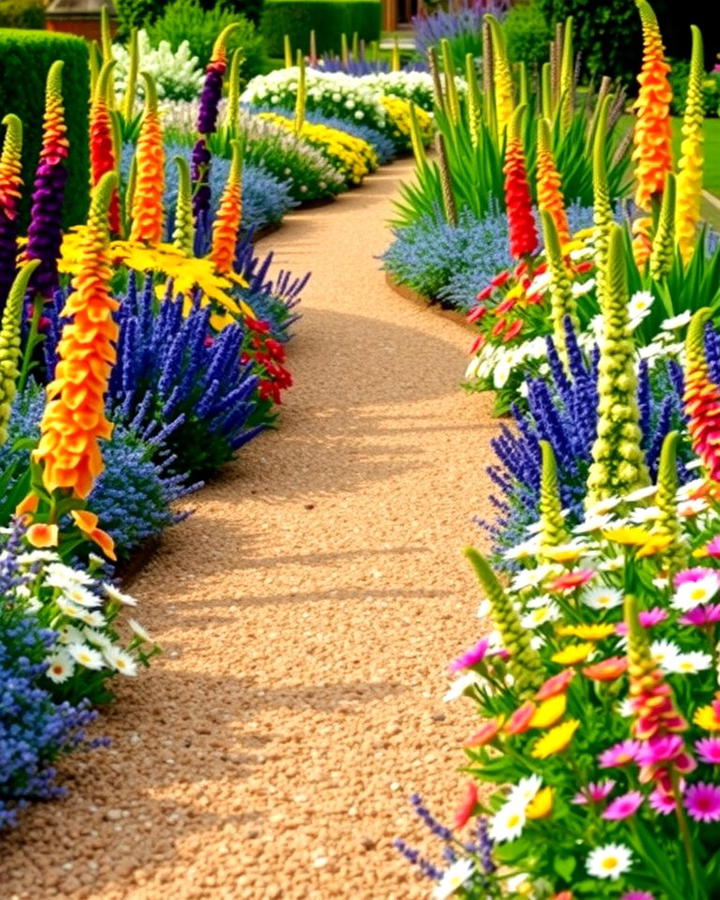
left=1, top=157, right=497, bottom=898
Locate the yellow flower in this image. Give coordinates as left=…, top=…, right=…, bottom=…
left=602, top=526, right=654, bottom=545
left=555, top=623, right=616, bottom=641
left=529, top=694, right=567, bottom=729
left=636, top=534, right=674, bottom=558
left=530, top=719, right=579, bottom=759
left=694, top=704, right=720, bottom=731
left=551, top=643, right=594, bottom=665
left=526, top=786, right=554, bottom=819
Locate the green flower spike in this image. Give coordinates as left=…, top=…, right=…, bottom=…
left=592, top=95, right=613, bottom=305
left=225, top=47, right=244, bottom=132
left=464, top=547, right=543, bottom=695
left=651, top=431, right=686, bottom=577
left=294, top=50, right=306, bottom=135
left=0, top=260, right=41, bottom=445
left=408, top=103, right=427, bottom=167
left=586, top=224, right=651, bottom=507
left=122, top=28, right=140, bottom=122
left=649, top=171, right=676, bottom=281
left=436, top=132, right=457, bottom=227
left=538, top=441, right=569, bottom=557
left=558, top=16, right=574, bottom=133
left=440, top=39, right=461, bottom=125
left=464, top=52, right=482, bottom=150
left=172, top=157, right=195, bottom=256
left=541, top=209, right=577, bottom=367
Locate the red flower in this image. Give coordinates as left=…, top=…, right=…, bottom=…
left=491, top=317, right=507, bottom=337
left=503, top=136, right=538, bottom=259
left=491, top=270, right=511, bottom=288
left=535, top=669, right=574, bottom=701
left=465, top=718, right=503, bottom=747
left=454, top=781, right=479, bottom=829
left=467, top=304, right=487, bottom=323
left=469, top=335, right=486, bottom=354
left=476, top=285, right=493, bottom=301
left=548, top=569, right=595, bottom=592
left=583, top=657, right=628, bottom=682
left=504, top=701, right=536, bottom=735
left=503, top=320, right=523, bottom=342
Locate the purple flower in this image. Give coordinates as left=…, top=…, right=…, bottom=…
left=685, top=782, right=720, bottom=822
left=679, top=603, right=720, bottom=626
left=191, top=138, right=212, bottom=222
left=197, top=64, right=225, bottom=135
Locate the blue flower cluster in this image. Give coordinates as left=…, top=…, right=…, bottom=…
left=0, top=526, right=100, bottom=830
left=480, top=318, right=691, bottom=561
left=382, top=204, right=594, bottom=310
left=412, top=0, right=510, bottom=58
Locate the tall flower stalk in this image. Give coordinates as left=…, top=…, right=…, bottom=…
left=648, top=172, right=676, bottom=281
left=129, top=73, right=165, bottom=246
left=538, top=440, right=569, bottom=558
left=592, top=95, right=614, bottom=302
left=485, top=14, right=514, bottom=136
left=210, top=139, right=243, bottom=275
left=503, top=106, right=537, bottom=260
left=542, top=210, right=576, bottom=365
left=683, top=307, right=720, bottom=483
left=0, top=114, right=23, bottom=310
left=172, top=157, right=195, bottom=256
left=675, top=25, right=704, bottom=264
left=650, top=431, right=685, bottom=576
left=0, top=261, right=40, bottom=444
left=89, top=61, right=121, bottom=236
left=537, top=117, right=570, bottom=247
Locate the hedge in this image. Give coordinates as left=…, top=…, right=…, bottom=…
left=0, top=0, right=45, bottom=29
left=116, top=0, right=262, bottom=29
left=0, top=29, right=90, bottom=228
left=260, top=0, right=381, bottom=57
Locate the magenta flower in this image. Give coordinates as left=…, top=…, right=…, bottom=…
left=685, top=782, right=720, bottom=822
left=705, top=536, right=720, bottom=558
left=572, top=779, right=616, bottom=805
left=616, top=607, right=668, bottom=634
left=603, top=790, right=644, bottom=820
left=621, top=892, right=655, bottom=900
left=599, top=740, right=641, bottom=768
left=674, top=567, right=718, bottom=587
left=636, top=735, right=685, bottom=766
left=450, top=638, right=489, bottom=672
left=679, top=603, right=720, bottom=626
left=695, top=738, right=720, bottom=764
left=649, top=787, right=677, bottom=815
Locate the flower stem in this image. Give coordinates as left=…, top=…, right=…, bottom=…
left=672, top=772, right=703, bottom=899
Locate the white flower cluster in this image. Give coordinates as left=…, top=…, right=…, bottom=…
left=242, top=67, right=387, bottom=129
left=358, top=70, right=466, bottom=112
left=112, top=30, right=204, bottom=104
left=465, top=334, right=550, bottom=390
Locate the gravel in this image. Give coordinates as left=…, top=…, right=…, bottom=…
left=0, top=157, right=497, bottom=898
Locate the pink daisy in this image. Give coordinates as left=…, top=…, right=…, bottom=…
left=599, top=740, right=641, bottom=768
left=674, top=567, right=718, bottom=587
left=705, top=536, right=720, bottom=558
left=450, top=638, right=489, bottom=672
left=621, top=892, right=655, bottom=900
left=649, top=788, right=677, bottom=815
left=572, top=780, right=616, bottom=805
left=635, top=735, right=686, bottom=766
left=603, top=790, right=644, bottom=820
left=680, top=603, right=720, bottom=626
left=695, top=738, right=720, bottom=764
left=685, top=782, right=720, bottom=822
left=616, top=607, right=668, bottom=634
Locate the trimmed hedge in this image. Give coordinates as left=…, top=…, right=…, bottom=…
left=0, top=0, right=45, bottom=29
left=117, top=0, right=263, bottom=29
left=260, top=0, right=381, bottom=57
left=0, top=29, right=90, bottom=228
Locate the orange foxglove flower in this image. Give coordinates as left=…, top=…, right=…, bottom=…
left=210, top=138, right=243, bottom=275
left=536, top=117, right=570, bottom=247
left=0, top=113, right=23, bottom=307
left=90, top=62, right=121, bottom=235
left=129, top=73, right=165, bottom=245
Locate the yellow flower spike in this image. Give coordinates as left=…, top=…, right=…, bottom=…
left=592, top=95, right=613, bottom=302
left=530, top=719, right=579, bottom=758
left=224, top=46, right=244, bottom=132
left=648, top=171, right=676, bottom=281
left=0, top=260, right=40, bottom=445
left=210, top=138, right=243, bottom=275
left=210, top=23, right=241, bottom=69
left=551, top=643, right=594, bottom=666
left=529, top=694, right=567, bottom=729
left=675, top=25, right=704, bottom=263
left=526, top=786, right=554, bottom=819
left=129, top=73, right=165, bottom=246
left=558, top=16, right=574, bottom=134
left=485, top=14, right=514, bottom=135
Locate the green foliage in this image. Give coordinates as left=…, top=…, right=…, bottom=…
left=260, top=0, right=381, bottom=58
left=0, top=29, right=90, bottom=228
left=668, top=59, right=720, bottom=118
left=117, top=0, right=263, bottom=30
left=504, top=0, right=552, bottom=68
left=145, top=0, right=267, bottom=74
left=0, top=0, right=45, bottom=28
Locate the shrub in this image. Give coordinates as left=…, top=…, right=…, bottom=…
left=668, top=59, right=720, bottom=118
left=0, top=0, right=45, bottom=28
left=260, top=0, right=381, bottom=58
left=503, top=0, right=552, bottom=68
left=0, top=29, right=90, bottom=228
left=117, top=0, right=263, bottom=29
left=145, top=0, right=266, bottom=76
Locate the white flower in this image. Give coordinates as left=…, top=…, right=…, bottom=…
left=586, top=843, right=633, bottom=880
left=67, top=643, right=105, bottom=670
left=476, top=598, right=491, bottom=619
left=444, top=671, right=482, bottom=702
left=581, top=585, right=623, bottom=610
left=530, top=634, right=546, bottom=650
left=46, top=649, right=75, bottom=684
left=672, top=573, right=720, bottom=611
left=526, top=592, right=556, bottom=609
left=128, top=618, right=151, bottom=642
left=432, top=859, right=474, bottom=899
left=521, top=603, right=561, bottom=629
left=488, top=800, right=526, bottom=843
left=61, top=584, right=102, bottom=609
left=617, top=698, right=635, bottom=717
left=638, top=341, right=666, bottom=361
left=573, top=512, right=618, bottom=534
left=650, top=639, right=682, bottom=668
left=677, top=498, right=709, bottom=517
left=56, top=623, right=85, bottom=645
left=624, top=484, right=658, bottom=502
left=493, top=357, right=512, bottom=389
left=84, top=629, right=113, bottom=651
left=629, top=505, right=661, bottom=524
left=685, top=459, right=703, bottom=471
left=571, top=277, right=596, bottom=297
left=510, top=564, right=558, bottom=591
left=506, top=873, right=532, bottom=894
left=506, top=775, right=543, bottom=810
left=16, top=550, right=59, bottom=565
left=596, top=555, right=625, bottom=572
left=103, top=583, right=138, bottom=607
left=55, top=597, right=87, bottom=619
left=661, top=310, right=692, bottom=330
left=676, top=478, right=706, bottom=502
left=585, top=496, right=622, bottom=515
left=45, top=562, right=94, bottom=587
left=104, top=646, right=139, bottom=677
left=628, top=290, right=654, bottom=322
left=75, top=609, right=106, bottom=628
left=503, top=534, right=542, bottom=560
left=664, top=651, right=713, bottom=675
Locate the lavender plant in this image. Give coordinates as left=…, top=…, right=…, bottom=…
left=413, top=0, right=511, bottom=67
left=480, top=317, right=691, bottom=560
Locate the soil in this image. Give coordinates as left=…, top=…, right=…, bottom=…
left=0, top=156, right=497, bottom=899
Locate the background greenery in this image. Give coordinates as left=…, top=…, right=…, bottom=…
left=260, top=0, right=381, bottom=57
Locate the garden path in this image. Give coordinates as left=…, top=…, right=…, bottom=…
left=1, top=156, right=498, bottom=899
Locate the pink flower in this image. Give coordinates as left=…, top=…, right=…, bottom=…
left=635, top=735, right=685, bottom=766
left=674, top=567, right=718, bottom=587
left=649, top=787, right=677, bottom=815
left=621, top=892, right=655, bottom=900
left=685, top=782, right=720, bottom=822
left=616, top=607, right=668, bottom=634
left=695, top=737, right=720, bottom=764
left=602, top=790, right=644, bottom=820
left=572, top=779, right=616, bottom=805
left=599, top=740, right=641, bottom=768
left=450, top=638, right=489, bottom=672
left=547, top=569, right=595, bottom=592
left=680, top=603, right=720, bottom=626
left=705, top=536, right=720, bottom=558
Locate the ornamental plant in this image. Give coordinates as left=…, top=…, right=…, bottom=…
left=0, top=114, right=23, bottom=310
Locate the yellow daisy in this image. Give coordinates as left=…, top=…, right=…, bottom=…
left=530, top=720, right=580, bottom=759
left=555, top=623, right=616, bottom=641
left=551, top=643, right=594, bottom=666
left=529, top=694, right=567, bottom=729
left=526, top=786, right=554, bottom=819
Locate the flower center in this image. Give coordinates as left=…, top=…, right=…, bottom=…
left=601, top=857, right=618, bottom=870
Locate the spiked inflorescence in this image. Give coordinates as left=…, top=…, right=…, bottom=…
left=172, top=157, right=195, bottom=256
left=541, top=210, right=576, bottom=365
left=24, top=61, right=69, bottom=298
left=503, top=106, right=537, bottom=259
left=675, top=25, right=704, bottom=263
left=0, top=261, right=40, bottom=444
left=465, top=547, right=544, bottom=696
left=683, top=308, right=720, bottom=483
left=650, top=431, right=686, bottom=576
left=129, top=74, right=165, bottom=246
left=0, top=114, right=23, bottom=310
left=536, top=117, right=570, bottom=247
left=210, top=139, right=243, bottom=275
left=648, top=172, right=676, bottom=281
left=90, top=61, right=121, bottom=236
left=586, top=225, right=650, bottom=507
left=485, top=14, right=514, bottom=135
left=592, top=96, right=613, bottom=302
left=538, top=441, right=569, bottom=558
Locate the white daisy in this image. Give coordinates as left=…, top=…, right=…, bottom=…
left=572, top=278, right=596, bottom=297
left=526, top=593, right=555, bottom=609
left=672, top=574, right=720, bottom=612
left=67, top=642, right=105, bottom=670
left=444, top=671, right=483, bottom=703
left=104, top=646, right=138, bottom=677
left=45, top=562, right=94, bottom=587
left=629, top=505, right=661, bottom=524
left=676, top=478, right=706, bottom=502
left=510, top=565, right=560, bottom=592
left=84, top=629, right=113, bottom=651
left=432, top=859, right=475, bottom=899
left=45, top=650, right=75, bottom=684
left=573, top=512, right=618, bottom=534
left=103, top=583, right=138, bottom=607
left=628, top=290, right=654, bottom=320
left=661, top=310, right=692, bottom=330
left=663, top=651, right=713, bottom=675
left=585, top=496, right=622, bottom=516
left=56, top=623, right=85, bottom=645
left=581, top=585, right=623, bottom=610
left=677, top=498, right=709, bottom=517
left=638, top=341, right=666, bottom=361
left=488, top=801, right=527, bottom=843
left=55, top=597, right=87, bottom=619
left=521, top=603, right=561, bottom=629
left=685, top=459, right=703, bottom=471
left=16, top=550, right=59, bottom=566
left=586, top=843, right=633, bottom=880
left=650, top=639, right=682, bottom=668
left=128, top=618, right=151, bottom=642
left=530, top=634, right=546, bottom=650
left=60, top=584, right=102, bottom=609
left=506, top=775, right=543, bottom=810
left=596, top=555, right=625, bottom=572
left=624, top=484, right=658, bottom=502
left=504, top=534, right=542, bottom=560
left=75, top=609, right=106, bottom=629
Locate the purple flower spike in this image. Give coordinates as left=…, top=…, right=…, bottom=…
left=197, top=65, right=225, bottom=136
left=191, top=138, right=212, bottom=221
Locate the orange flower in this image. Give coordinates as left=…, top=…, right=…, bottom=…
left=465, top=718, right=503, bottom=747
left=210, top=138, right=242, bottom=275
left=26, top=523, right=59, bottom=548
left=504, top=700, right=536, bottom=735
left=536, top=118, right=570, bottom=247
left=535, top=669, right=574, bottom=700
left=548, top=569, right=595, bottom=592
left=583, top=657, right=628, bottom=681
left=129, top=74, right=165, bottom=245
left=15, top=493, right=39, bottom=517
